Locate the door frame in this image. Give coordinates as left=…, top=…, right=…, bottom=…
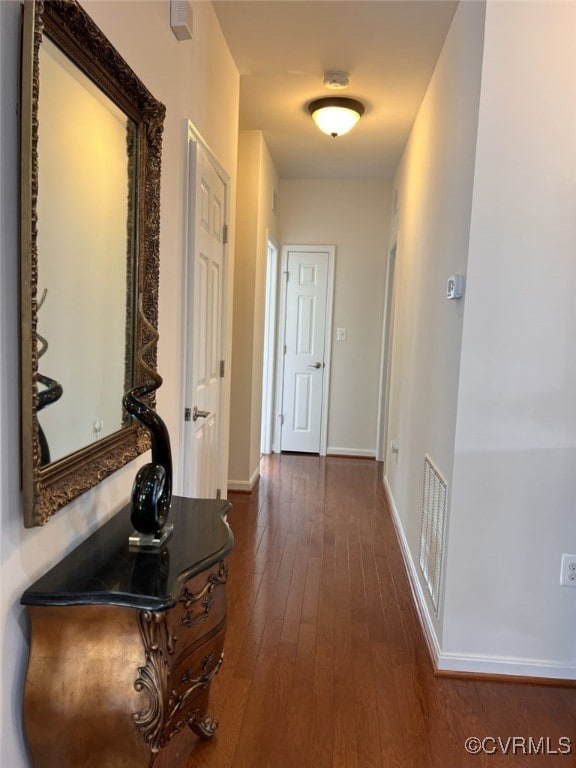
left=274, top=244, right=335, bottom=455
left=179, top=119, right=230, bottom=497
left=376, top=235, right=397, bottom=465
left=260, top=236, right=279, bottom=455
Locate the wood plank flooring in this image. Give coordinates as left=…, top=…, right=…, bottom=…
left=175, top=454, right=576, bottom=767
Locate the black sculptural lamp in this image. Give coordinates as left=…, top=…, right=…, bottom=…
left=37, top=373, right=63, bottom=465
left=123, top=300, right=173, bottom=549
left=36, top=290, right=63, bottom=465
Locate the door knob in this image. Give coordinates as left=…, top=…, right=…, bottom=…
left=306, top=362, right=322, bottom=369
left=192, top=406, right=210, bottom=421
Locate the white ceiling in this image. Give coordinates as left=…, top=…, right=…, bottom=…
left=212, top=0, right=458, bottom=179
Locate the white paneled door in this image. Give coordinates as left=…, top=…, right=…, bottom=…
left=182, top=136, right=226, bottom=497
left=280, top=246, right=334, bottom=453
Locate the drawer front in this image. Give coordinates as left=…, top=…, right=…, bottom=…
left=161, top=630, right=225, bottom=746
left=171, top=630, right=225, bottom=700
left=167, top=559, right=228, bottom=652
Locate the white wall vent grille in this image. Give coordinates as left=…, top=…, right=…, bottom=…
left=419, top=455, right=447, bottom=613
left=170, top=0, right=193, bottom=41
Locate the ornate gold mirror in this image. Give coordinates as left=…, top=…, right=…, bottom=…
left=20, top=0, right=165, bottom=527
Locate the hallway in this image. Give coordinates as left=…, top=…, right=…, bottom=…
left=175, top=454, right=576, bottom=767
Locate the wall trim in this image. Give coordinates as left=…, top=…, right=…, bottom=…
left=228, top=466, right=260, bottom=493
left=436, top=653, right=576, bottom=683
left=383, top=475, right=442, bottom=663
left=383, top=475, right=576, bottom=684
left=327, top=447, right=375, bottom=458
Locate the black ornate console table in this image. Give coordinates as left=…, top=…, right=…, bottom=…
left=21, top=497, right=233, bottom=768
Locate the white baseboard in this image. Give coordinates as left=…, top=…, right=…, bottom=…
left=383, top=475, right=442, bottom=662
left=383, top=476, right=576, bottom=682
left=436, top=652, right=576, bottom=680
left=327, top=447, right=376, bottom=458
left=227, top=466, right=260, bottom=493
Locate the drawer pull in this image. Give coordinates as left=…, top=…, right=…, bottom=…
left=180, top=591, right=215, bottom=628
left=178, top=560, right=228, bottom=628
left=208, top=561, right=229, bottom=586
left=165, top=653, right=224, bottom=730
left=180, top=562, right=227, bottom=609
left=179, top=652, right=222, bottom=687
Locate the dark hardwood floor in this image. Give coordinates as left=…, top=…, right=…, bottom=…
left=178, top=454, right=576, bottom=767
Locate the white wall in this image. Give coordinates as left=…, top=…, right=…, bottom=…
left=279, top=179, right=391, bottom=456
left=228, top=130, right=279, bottom=488
left=0, top=2, right=239, bottom=764
left=442, top=0, right=576, bottom=677
left=384, top=0, right=485, bottom=638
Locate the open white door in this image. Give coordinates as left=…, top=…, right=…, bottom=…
left=181, top=129, right=228, bottom=497
left=278, top=245, right=334, bottom=454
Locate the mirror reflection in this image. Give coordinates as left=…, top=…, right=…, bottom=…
left=35, top=37, right=134, bottom=465
left=21, top=0, right=165, bottom=527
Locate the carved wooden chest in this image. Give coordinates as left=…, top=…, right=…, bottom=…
left=21, top=497, right=233, bottom=767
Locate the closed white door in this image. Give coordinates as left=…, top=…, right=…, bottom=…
left=182, top=139, right=226, bottom=497
left=280, top=246, right=333, bottom=453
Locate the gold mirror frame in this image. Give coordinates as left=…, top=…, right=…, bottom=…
left=21, top=0, right=166, bottom=527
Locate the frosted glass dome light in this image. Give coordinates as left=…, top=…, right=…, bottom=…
left=308, top=97, right=364, bottom=138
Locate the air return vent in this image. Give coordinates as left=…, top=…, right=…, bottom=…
left=419, top=455, right=447, bottom=613
left=170, top=0, right=193, bottom=41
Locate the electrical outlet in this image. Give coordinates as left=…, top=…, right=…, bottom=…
left=560, top=554, right=576, bottom=586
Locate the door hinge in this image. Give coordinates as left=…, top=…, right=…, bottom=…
left=284, top=344, right=287, bottom=355
left=284, top=270, right=289, bottom=282
left=279, top=414, right=285, bottom=426
left=184, top=407, right=192, bottom=422
left=216, top=488, right=222, bottom=499
left=223, top=223, right=228, bottom=244
left=219, top=360, right=225, bottom=378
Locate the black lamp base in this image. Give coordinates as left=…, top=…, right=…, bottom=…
left=128, top=523, right=174, bottom=551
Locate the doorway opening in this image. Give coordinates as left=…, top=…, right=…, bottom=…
left=260, top=244, right=336, bottom=456
left=260, top=239, right=278, bottom=455
left=376, top=238, right=397, bottom=474
left=180, top=121, right=230, bottom=498
left=272, top=244, right=335, bottom=455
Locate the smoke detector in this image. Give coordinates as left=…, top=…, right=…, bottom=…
left=323, top=71, right=350, bottom=90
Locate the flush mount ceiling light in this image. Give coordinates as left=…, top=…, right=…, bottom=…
left=308, top=97, right=365, bottom=138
